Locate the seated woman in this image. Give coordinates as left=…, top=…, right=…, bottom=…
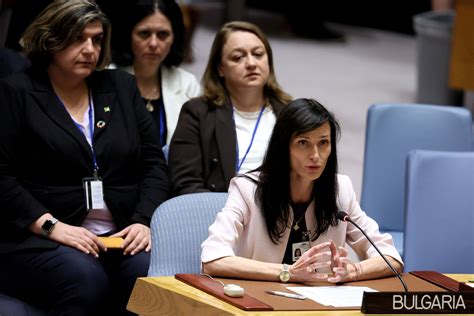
left=112, top=0, right=201, bottom=146
left=201, top=98, right=402, bottom=283
left=0, top=1, right=169, bottom=315
left=169, top=21, right=292, bottom=195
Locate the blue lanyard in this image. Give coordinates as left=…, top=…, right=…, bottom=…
left=234, top=106, right=265, bottom=172
left=157, top=69, right=166, bottom=145
left=57, top=92, right=99, bottom=175
left=159, top=102, right=166, bottom=145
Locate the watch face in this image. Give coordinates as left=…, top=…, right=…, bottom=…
left=41, top=218, right=57, bottom=236
left=279, top=271, right=290, bottom=283
left=42, top=220, right=54, bottom=231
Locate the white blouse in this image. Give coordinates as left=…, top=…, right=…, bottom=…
left=234, top=106, right=276, bottom=174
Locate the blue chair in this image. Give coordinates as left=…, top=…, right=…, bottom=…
left=360, top=103, right=472, bottom=256
left=403, top=150, right=474, bottom=273
left=148, top=192, right=228, bottom=276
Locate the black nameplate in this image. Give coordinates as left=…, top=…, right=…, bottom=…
left=361, top=292, right=474, bottom=314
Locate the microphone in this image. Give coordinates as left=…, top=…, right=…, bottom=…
left=336, top=211, right=408, bottom=292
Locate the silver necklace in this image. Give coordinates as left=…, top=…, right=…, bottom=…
left=145, top=98, right=154, bottom=112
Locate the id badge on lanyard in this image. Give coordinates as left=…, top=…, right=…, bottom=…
left=61, top=91, right=104, bottom=211
left=83, top=170, right=104, bottom=210
left=292, top=230, right=311, bottom=262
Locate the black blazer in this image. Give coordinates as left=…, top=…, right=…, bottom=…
left=0, top=69, right=170, bottom=253
left=169, top=96, right=285, bottom=195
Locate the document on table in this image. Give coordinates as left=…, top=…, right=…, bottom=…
left=287, top=286, right=377, bottom=307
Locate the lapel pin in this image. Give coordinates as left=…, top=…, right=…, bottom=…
left=104, top=106, right=110, bottom=112
left=96, top=120, right=106, bottom=128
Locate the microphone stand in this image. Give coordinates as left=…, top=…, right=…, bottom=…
left=337, top=212, right=473, bottom=313
left=342, top=214, right=408, bottom=292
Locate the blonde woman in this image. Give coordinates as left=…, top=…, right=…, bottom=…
left=169, top=21, right=291, bottom=195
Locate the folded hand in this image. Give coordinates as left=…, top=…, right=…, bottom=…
left=49, top=222, right=106, bottom=257
left=110, top=223, right=151, bottom=256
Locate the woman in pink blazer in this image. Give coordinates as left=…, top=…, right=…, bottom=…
left=201, top=98, right=403, bottom=284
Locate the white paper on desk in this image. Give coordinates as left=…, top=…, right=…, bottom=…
left=287, top=286, right=377, bottom=307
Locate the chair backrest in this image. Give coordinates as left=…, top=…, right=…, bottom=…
left=148, top=192, right=228, bottom=276
left=403, top=150, right=474, bottom=273
left=361, top=103, right=472, bottom=232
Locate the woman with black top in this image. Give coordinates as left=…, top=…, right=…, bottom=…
left=113, top=0, right=200, bottom=146
left=0, top=1, right=169, bottom=314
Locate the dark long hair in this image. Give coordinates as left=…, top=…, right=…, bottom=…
left=255, top=98, right=341, bottom=243
left=112, top=0, right=185, bottom=67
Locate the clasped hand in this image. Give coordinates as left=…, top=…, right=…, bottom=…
left=49, top=222, right=151, bottom=257
left=289, top=241, right=356, bottom=283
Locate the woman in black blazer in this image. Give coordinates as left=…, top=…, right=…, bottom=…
left=0, top=1, right=169, bottom=315
left=169, top=21, right=291, bottom=195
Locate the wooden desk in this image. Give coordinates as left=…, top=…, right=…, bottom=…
left=127, top=274, right=473, bottom=315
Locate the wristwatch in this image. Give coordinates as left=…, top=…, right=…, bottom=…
left=279, top=264, right=291, bottom=283
left=41, top=217, right=58, bottom=237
